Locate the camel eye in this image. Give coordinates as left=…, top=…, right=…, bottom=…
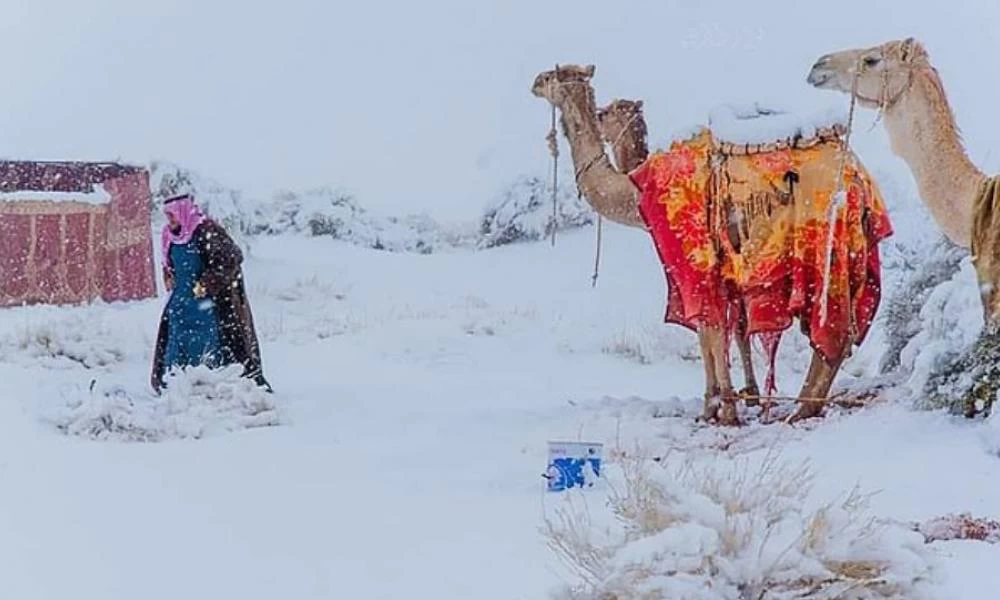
left=863, top=56, right=881, bottom=68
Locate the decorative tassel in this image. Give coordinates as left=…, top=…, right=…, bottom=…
left=761, top=332, right=781, bottom=395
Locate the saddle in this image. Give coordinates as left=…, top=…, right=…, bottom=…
left=673, top=107, right=855, bottom=289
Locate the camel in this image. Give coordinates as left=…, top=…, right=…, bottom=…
left=596, top=99, right=649, bottom=173
left=532, top=65, right=891, bottom=426
left=806, top=38, right=982, bottom=250
left=596, top=98, right=764, bottom=407
left=806, top=37, right=1000, bottom=414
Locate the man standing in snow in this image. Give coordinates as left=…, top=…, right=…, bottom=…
left=150, top=193, right=271, bottom=393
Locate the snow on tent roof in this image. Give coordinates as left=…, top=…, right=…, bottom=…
left=0, top=161, right=144, bottom=204
left=0, top=186, right=112, bottom=204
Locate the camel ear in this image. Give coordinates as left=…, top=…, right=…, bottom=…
left=584, top=64, right=596, bottom=79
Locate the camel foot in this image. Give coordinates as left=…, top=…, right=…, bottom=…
left=786, top=401, right=824, bottom=424
left=718, top=400, right=741, bottom=427
left=702, top=400, right=719, bottom=423
left=739, top=385, right=761, bottom=408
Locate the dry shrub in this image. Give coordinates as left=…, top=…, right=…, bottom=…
left=542, top=447, right=936, bottom=600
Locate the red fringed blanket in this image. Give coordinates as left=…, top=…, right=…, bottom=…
left=629, top=128, right=892, bottom=390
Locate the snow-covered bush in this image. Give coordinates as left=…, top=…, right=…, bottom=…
left=543, top=449, right=936, bottom=600
left=150, top=161, right=474, bottom=253
left=152, top=161, right=602, bottom=252
left=921, top=321, right=1000, bottom=416
left=982, top=406, right=1000, bottom=457
left=47, top=365, right=279, bottom=442
left=478, top=175, right=594, bottom=249
left=879, top=237, right=967, bottom=374
left=244, top=187, right=473, bottom=253
left=150, top=160, right=251, bottom=248
left=878, top=250, right=984, bottom=410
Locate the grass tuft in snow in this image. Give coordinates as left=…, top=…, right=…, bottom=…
left=46, top=365, right=279, bottom=442
left=0, top=312, right=143, bottom=370
left=600, top=325, right=701, bottom=366
left=543, top=447, right=936, bottom=599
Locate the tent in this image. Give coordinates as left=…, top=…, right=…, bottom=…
left=0, top=161, right=156, bottom=307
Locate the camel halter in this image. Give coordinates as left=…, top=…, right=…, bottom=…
left=546, top=73, right=559, bottom=249
left=817, top=60, right=861, bottom=335
left=544, top=66, right=614, bottom=287
left=819, top=50, right=917, bottom=336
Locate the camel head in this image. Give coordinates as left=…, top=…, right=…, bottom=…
left=531, top=64, right=596, bottom=105
left=596, top=99, right=645, bottom=143
left=807, top=37, right=929, bottom=109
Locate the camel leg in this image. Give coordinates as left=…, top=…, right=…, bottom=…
left=698, top=323, right=740, bottom=426
left=697, top=326, right=721, bottom=421
left=735, top=311, right=760, bottom=406
left=787, top=348, right=845, bottom=423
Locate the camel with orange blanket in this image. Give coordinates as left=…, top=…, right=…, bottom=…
left=532, top=65, right=893, bottom=425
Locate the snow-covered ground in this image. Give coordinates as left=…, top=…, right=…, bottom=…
left=0, top=204, right=998, bottom=597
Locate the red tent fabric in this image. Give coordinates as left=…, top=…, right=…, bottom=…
left=0, top=161, right=155, bottom=307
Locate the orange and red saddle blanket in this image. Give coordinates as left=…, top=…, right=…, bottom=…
left=629, top=128, right=893, bottom=390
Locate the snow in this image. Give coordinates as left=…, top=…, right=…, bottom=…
left=2, top=2, right=1000, bottom=599
left=46, top=365, right=279, bottom=442
left=0, top=184, right=111, bottom=204
left=148, top=161, right=590, bottom=254
left=555, top=449, right=939, bottom=599
left=657, top=100, right=851, bottom=161
left=0, top=214, right=999, bottom=598
left=706, top=101, right=848, bottom=145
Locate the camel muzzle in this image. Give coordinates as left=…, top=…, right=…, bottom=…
left=807, top=68, right=833, bottom=88
left=807, top=56, right=835, bottom=88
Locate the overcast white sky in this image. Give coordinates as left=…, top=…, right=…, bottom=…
left=0, top=0, right=996, bottom=222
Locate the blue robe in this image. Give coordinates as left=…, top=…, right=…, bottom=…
left=162, top=240, right=223, bottom=370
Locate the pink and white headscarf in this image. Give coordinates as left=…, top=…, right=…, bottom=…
left=161, top=193, right=207, bottom=266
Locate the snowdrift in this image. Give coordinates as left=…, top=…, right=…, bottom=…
left=45, top=365, right=279, bottom=442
